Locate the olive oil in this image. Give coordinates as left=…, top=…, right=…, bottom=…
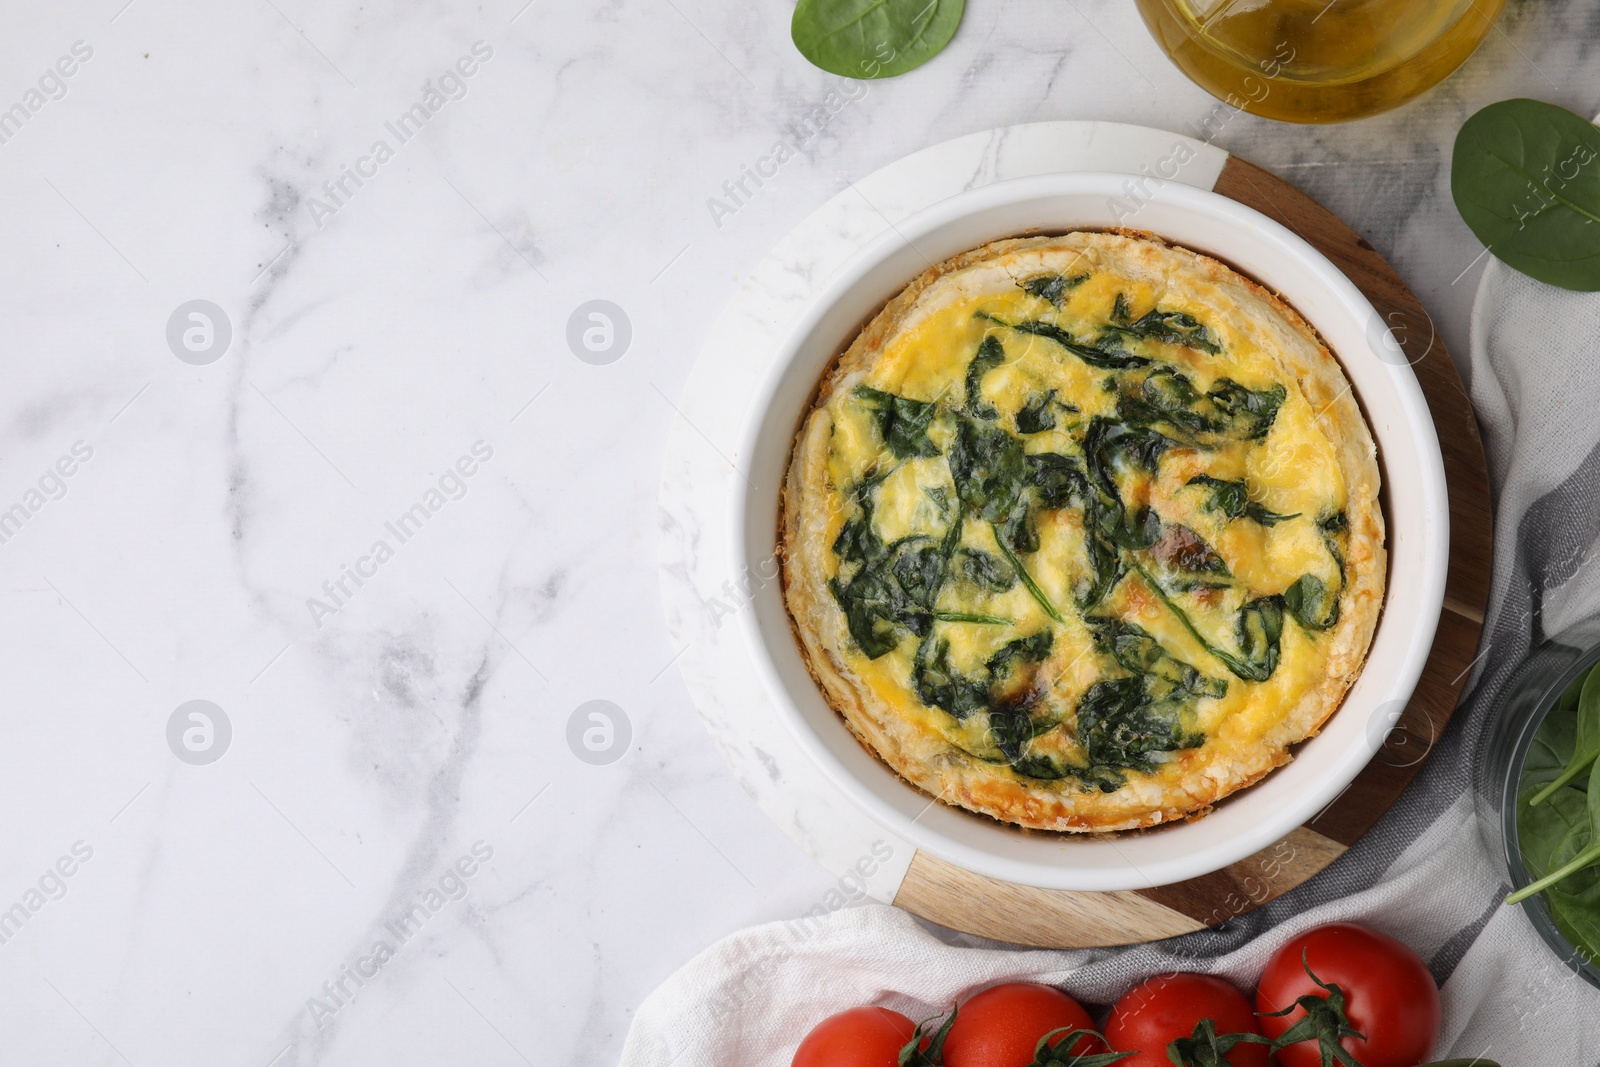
left=1135, top=0, right=1506, bottom=123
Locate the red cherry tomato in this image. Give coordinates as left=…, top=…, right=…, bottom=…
left=1105, top=973, right=1267, bottom=1067
left=1255, top=923, right=1440, bottom=1067
left=943, top=983, right=1101, bottom=1067
left=792, top=1005, right=917, bottom=1067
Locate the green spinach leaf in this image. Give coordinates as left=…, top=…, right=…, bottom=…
left=1083, top=416, right=1175, bottom=491
left=1524, top=693, right=1580, bottom=802
left=964, top=335, right=1006, bottom=420
left=1543, top=792, right=1600, bottom=919
left=1107, top=307, right=1223, bottom=354
left=976, top=312, right=1151, bottom=370
left=829, top=565, right=929, bottom=658
left=1186, top=474, right=1300, bottom=526
left=1110, top=292, right=1133, bottom=326
left=891, top=536, right=948, bottom=609
left=1022, top=272, right=1089, bottom=307
left=1016, top=389, right=1075, bottom=434
left=1508, top=752, right=1600, bottom=905
left=827, top=477, right=949, bottom=657
left=1530, top=663, right=1600, bottom=806
left=1511, top=676, right=1600, bottom=966
left=1076, top=520, right=1127, bottom=610
left=853, top=385, right=940, bottom=458
left=992, top=526, right=1065, bottom=624
left=1522, top=786, right=1589, bottom=882
left=1025, top=452, right=1088, bottom=510
left=1111, top=371, right=1283, bottom=448
left=1131, top=558, right=1283, bottom=682
left=830, top=470, right=890, bottom=563
left=949, top=416, right=1027, bottom=522
left=1451, top=99, right=1600, bottom=292
left=911, top=631, right=989, bottom=718
left=1553, top=888, right=1600, bottom=964
left=791, top=0, right=965, bottom=80
left=1085, top=617, right=1226, bottom=701
left=953, top=547, right=1015, bottom=592
left=1075, top=675, right=1205, bottom=773
left=1206, top=378, right=1286, bottom=440
left=1284, top=574, right=1340, bottom=630
left=987, top=629, right=1053, bottom=679
left=911, top=628, right=1050, bottom=729
left=1229, top=596, right=1286, bottom=682
left=1558, top=671, right=1589, bottom=712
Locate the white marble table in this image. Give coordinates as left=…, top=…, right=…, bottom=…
left=0, top=3, right=1593, bottom=1065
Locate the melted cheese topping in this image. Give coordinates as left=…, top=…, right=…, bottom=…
left=817, top=268, right=1352, bottom=793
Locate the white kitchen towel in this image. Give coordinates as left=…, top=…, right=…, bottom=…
left=622, top=258, right=1600, bottom=1067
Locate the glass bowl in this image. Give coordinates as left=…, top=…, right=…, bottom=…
left=1474, top=621, right=1600, bottom=990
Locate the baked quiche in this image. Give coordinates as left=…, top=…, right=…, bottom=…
left=779, top=231, right=1385, bottom=833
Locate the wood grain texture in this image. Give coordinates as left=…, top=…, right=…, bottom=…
left=890, top=155, right=1492, bottom=948
left=896, top=850, right=1206, bottom=948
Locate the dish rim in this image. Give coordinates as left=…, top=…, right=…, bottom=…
left=731, top=171, right=1449, bottom=892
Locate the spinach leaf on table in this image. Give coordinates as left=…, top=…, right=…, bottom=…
left=791, top=0, right=965, bottom=80
left=1451, top=98, right=1600, bottom=291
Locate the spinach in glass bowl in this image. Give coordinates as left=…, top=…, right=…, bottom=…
left=1479, top=631, right=1600, bottom=987
left=1510, top=667, right=1600, bottom=951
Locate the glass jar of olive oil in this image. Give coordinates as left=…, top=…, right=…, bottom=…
left=1135, top=0, right=1507, bottom=123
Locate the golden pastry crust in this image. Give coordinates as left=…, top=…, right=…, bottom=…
left=780, top=231, right=1385, bottom=833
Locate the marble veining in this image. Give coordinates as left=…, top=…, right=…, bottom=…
left=0, top=2, right=1593, bottom=1065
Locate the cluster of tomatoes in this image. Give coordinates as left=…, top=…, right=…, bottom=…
left=793, top=923, right=1476, bottom=1067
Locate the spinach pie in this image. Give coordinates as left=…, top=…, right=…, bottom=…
left=779, top=231, right=1386, bottom=833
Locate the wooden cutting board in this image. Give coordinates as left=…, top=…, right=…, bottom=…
left=890, top=155, right=1494, bottom=949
